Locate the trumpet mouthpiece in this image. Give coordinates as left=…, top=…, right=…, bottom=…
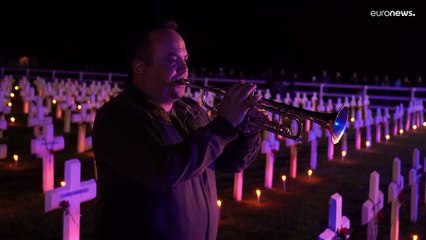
left=179, top=79, right=190, bottom=85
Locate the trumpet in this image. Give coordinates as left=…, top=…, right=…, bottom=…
left=179, top=79, right=349, bottom=144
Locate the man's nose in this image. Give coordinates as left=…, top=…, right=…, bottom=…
left=177, top=59, right=188, bottom=73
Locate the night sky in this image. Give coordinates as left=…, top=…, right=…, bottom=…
left=0, top=0, right=424, bottom=80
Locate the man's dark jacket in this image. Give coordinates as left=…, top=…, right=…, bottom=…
left=92, top=84, right=261, bottom=240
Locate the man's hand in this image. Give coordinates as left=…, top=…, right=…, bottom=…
left=216, top=83, right=261, bottom=127
left=237, top=108, right=272, bottom=135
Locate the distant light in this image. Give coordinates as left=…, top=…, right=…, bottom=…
left=217, top=200, right=222, bottom=208
left=412, top=234, right=418, bottom=240
left=10, top=117, right=15, bottom=123
left=423, top=122, right=426, bottom=127
left=281, top=175, right=287, bottom=182
left=308, top=169, right=313, bottom=177
left=13, top=154, right=19, bottom=161
left=413, top=125, right=417, bottom=130
left=399, top=129, right=404, bottom=134
left=10, top=92, right=15, bottom=98
left=60, top=181, right=66, bottom=187
left=52, top=99, right=57, bottom=104
left=7, top=102, right=12, bottom=107
left=366, top=141, right=371, bottom=147
left=256, top=189, right=261, bottom=198
left=77, top=104, right=82, bottom=110
left=14, top=86, right=19, bottom=91
left=342, top=151, right=347, bottom=157
left=350, top=117, right=355, bottom=123
left=385, top=135, right=390, bottom=140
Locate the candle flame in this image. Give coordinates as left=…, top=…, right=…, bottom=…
left=217, top=200, right=222, bottom=208
left=423, top=122, right=426, bottom=127
left=14, top=86, right=19, bottom=91
left=308, top=169, right=313, bottom=177
left=413, top=125, right=417, bottom=130
left=385, top=135, right=390, bottom=140
left=366, top=141, right=371, bottom=147
left=281, top=175, right=286, bottom=181
left=77, top=104, right=82, bottom=110
left=399, top=129, right=404, bottom=134
left=350, top=117, right=355, bottom=122
left=60, top=181, right=66, bottom=187
left=10, top=117, right=16, bottom=123
left=412, top=234, right=418, bottom=240
left=10, top=92, right=15, bottom=98
left=342, top=151, right=347, bottom=157
left=13, top=154, right=19, bottom=161
left=52, top=99, right=57, bottom=104
left=256, top=189, right=261, bottom=197
left=7, top=102, right=12, bottom=107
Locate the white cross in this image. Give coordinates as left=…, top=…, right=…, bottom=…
left=45, top=159, right=97, bottom=240
left=398, top=103, right=404, bottom=133
left=383, top=108, right=390, bottom=141
left=365, top=109, right=373, bottom=148
left=261, top=130, right=279, bottom=189
left=354, top=110, right=364, bottom=150
left=61, top=95, right=76, bottom=133
left=233, top=171, right=244, bottom=202
left=409, top=148, right=422, bottom=223
left=405, top=101, right=414, bottom=131
left=318, top=193, right=350, bottom=240
left=375, top=108, right=382, bottom=143
left=28, top=97, right=52, bottom=138
left=72, top=103, right=95, bottom=153
left=308, top=123, right=319, bottom=170
left=286, top=113, right=299, bottom=178
left=31, top=123, right=64, bottom=192
left=387, top=157, right=404, bottom=240
left=350, top=95, right=357, bottom=124
left=362, top=171, right=384, bottom=240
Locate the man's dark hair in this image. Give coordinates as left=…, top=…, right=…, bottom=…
left=125, top=20, right=178, bottom=81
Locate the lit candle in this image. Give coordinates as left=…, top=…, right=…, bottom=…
left=13, top=154, right=19, bottom=165
left=217, top=200, right=222, bottom=220
left=256, top=189, right=261, bottom=204
left=399, top=129, right=404, bottom=134
left=308, top=169, right=313, bottom=178
left=60, top=181, right=66, bottom=187
left=281, top=175, right=287, bottom=191
left=385, top=134, right=390, bottom=140
left=412, top=234, right=418, bottom=240
left=341, top=151, right=347, bottom=158
left=413, top=125, right=417, bottom=130
left=365, top=141, right=371, bottom=148
left=10, top=117, right=16, bottom=123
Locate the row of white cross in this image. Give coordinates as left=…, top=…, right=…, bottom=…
left=2, top=76, right=425, bottom=239
left=319, top=149, right=425, bottom=240
left=1, top=75, right=104, bottom=240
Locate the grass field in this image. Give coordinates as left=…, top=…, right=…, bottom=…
left=1, top=94, right=425, bottom=240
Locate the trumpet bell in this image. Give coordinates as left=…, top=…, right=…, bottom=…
left=331, top=106, right=349, bottom=144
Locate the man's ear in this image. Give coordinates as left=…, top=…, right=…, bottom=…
left=132, top=59, right=146, bottom=76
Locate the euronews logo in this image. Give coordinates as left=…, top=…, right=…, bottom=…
left=370, top=10, right=415, bottom=17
